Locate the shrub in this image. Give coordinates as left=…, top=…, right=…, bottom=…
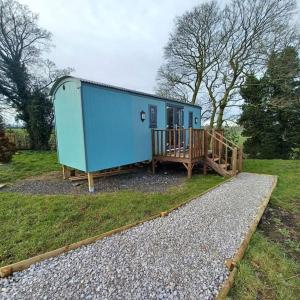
left=0, top=115, right=16, bottom=163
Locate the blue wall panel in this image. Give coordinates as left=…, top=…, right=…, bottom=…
left=82, top=84, right=166, bottom=172
left=53, top=80, right=87, bottom=171
left=184, top=106, right=201, bottom=128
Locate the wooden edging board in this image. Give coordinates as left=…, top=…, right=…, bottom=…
left=215, top=174, right=278, bottom=300
left=0, top=175, right=234, bottom=278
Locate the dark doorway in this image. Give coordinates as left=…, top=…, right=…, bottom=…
left=166, top=105, right=184, bottom=148
left=166, top=105, right=184, bottom=129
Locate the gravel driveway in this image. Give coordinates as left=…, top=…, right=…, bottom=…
left=0, top=173, right=275, bottom=300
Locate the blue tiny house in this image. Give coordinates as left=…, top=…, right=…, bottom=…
left=50, top=76, right=202, bottom=191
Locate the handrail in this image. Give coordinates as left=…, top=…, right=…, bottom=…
left=206, top=131, right=234, bottom=151
left=213, top=130, right=239, bottom=149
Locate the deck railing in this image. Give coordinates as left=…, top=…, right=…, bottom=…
left=152, top=128, right=204, bottom=160
left=152, top=128, right=243, bottom=177
left=212, top=130, right=243, bottom=172
left=206, top=130, right=243, bottom=175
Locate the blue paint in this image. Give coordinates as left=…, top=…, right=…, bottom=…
left=51, top=77, right=201, bottom=172
left=53, top=79, right=87, bottom=171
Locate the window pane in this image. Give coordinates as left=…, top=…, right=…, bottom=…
left=149, top=105, right=157, bottom=128
left=189, top=112, right=193, bottom=128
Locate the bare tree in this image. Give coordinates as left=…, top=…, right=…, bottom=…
left=213, top=0, right=299, bottom=128
left=156, top=1, right=223, bottom=105
left=0, top=0, right=71, bottom=148
left=156, top=0, right=299, bottom=128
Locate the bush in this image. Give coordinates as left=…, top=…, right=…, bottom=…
left=0, top=115, right=16, bottom=163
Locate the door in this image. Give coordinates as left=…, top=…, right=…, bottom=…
left=166, top=105, right=184, bottom=148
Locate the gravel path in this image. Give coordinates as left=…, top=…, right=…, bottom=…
left=2, top=168, right=186, bottom=195
left=0, top=173, right=275, bottom=300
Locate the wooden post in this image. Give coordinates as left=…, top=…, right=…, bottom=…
left=62, top=165, right=69, bottom=180
left=238, top=145, right=243, bottom=172
left=186, top=128, right=193, bottom=178
left=232, top=147, right=238, bottom=175
left=203, top=130, right=208, bottom=175
left=188, top=163, right=192, bottom=178
left=151, top=129, right=156, bottom=174
left=173, top=129, right=176, bottom=157
left=178, top=127, right=181, bottom=157
left=87, top=173, right=94, bottom=193
left=152, top=159, right=156, bottom=174
left=189, top=127, right=193, bottom=159
left=151, top=129, right=155, bottom=156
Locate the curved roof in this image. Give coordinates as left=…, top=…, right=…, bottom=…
left=50, top=76, right=201, bottom=108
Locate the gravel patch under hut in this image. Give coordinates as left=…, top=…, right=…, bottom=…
left=2, top=168, right=186, bottom=195
left=0, top=173, right=275, bottom=300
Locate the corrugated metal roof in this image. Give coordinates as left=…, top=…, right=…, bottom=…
left=50, top=76, right=201, bottom=109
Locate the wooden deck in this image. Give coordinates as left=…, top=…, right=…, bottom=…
left=152, top=128, right=243, bottom=178
left=152, top=128, right=205, bottom=177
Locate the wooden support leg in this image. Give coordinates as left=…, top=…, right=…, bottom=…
left=188, top=163, right=192, bottom=179
left=203, top=159, right=207, bottom=175
left=152, top=159, right=156, bottom=174
left=87, top=173, right=95, bottom=193
left=62, top=165, right=69, bottom=180
left=183, top=162, right=192, bottom=178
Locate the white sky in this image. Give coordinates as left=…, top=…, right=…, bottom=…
left=19, top=0, right=203, bottom=94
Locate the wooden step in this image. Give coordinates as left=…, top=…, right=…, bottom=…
left=227, top=170, right=238, bottom=176
left=205, top=158, right=229, bottom=177
left=219, top=163, right=230, bottom=169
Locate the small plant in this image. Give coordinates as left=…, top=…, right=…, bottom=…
left=0, top=115, right=16, bottom=163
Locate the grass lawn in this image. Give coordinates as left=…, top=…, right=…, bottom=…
left=0, top=151, right=59, bottom=182
left=0, top=151, right=225, bottom=267
left=1, top=152, right=299, bottom=299
left=229, top=159, right=300, bottom=300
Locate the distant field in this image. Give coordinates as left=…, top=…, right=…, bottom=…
left=5, top=128, right=28, bottom=136
left=5, top=128, right=56, bottom=150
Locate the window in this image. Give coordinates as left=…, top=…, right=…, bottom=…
left=149, top=105, right=157, bottom=128
left=188, top=111, right=193, bottom=128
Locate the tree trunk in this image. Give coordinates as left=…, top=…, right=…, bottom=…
left=191, top=76, right=202, bottom=104
left=216, top=107, right=224, bottom=129
left=209, top=106, right=216, bottom=129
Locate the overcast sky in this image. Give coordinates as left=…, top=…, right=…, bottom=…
left=18, top=0, right=205, bottom=94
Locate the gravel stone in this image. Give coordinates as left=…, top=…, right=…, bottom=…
left=0, top=173, right=275, bottom=299
left=1, top=168, right=186, bottom=195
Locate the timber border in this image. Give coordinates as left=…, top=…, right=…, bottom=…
left=215, top=174, right=278, bottom=299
